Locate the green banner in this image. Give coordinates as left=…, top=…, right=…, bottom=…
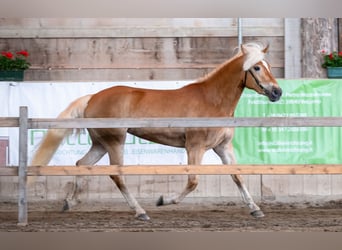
left=234, top=79, right=342, bottom=164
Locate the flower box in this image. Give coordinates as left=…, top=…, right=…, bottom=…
left=321, top=50, right=342, bottom=78
left=0, top=50, right=30, bottom=81
left=0, top=70, right=24, bottom=81
left=327, top=67, right=342, bottom=79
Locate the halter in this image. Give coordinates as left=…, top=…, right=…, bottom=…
left=243, top=68, right=267, bottom=92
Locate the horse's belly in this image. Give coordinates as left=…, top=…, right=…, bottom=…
left=127, top=128, right=186, bottom=147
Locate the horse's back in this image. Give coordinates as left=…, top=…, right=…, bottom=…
left=85, top=85, right=150, bottom=118
left=84, top=84, right=205, bottom=118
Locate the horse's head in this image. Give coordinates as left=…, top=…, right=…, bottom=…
left=240, top=43, right=282, bottom=102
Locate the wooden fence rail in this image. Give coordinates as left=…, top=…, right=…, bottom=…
left=2, top=116, right=342, bottom=129
left=1, top=164, right=342, bottom=176
left=3, top=165, right=342, bottom=176
left=1, top=106, right=342, bottom=225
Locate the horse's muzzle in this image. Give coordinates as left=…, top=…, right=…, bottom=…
left=268, top=87, right=282, bottom=102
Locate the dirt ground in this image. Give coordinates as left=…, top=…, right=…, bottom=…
left=1, top=199, right=342, bottom=232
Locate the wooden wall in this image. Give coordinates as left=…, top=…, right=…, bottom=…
left=0, top=18, right=285, bottom=81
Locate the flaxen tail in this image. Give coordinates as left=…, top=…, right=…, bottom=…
left=30, top=95, right=93, bottom=180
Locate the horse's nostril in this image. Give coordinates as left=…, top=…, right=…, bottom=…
left=272, top=88, right=282, bottom=98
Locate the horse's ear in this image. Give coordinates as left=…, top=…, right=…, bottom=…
left=240, top=44, right=247, bottom=55
left=262, top=43, right=270, bottom=53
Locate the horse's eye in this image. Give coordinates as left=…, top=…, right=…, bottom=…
left=253, top=66, right=261, bottom=71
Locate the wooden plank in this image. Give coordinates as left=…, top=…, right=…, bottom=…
left=219, top=175, right=241, bottom=197
left=24, top=68, right=211, bottom=82
left=46, top=176, right=76, bottom=201
left=287, top=175, right=304, bottom=197
left=0, top=26, right=284, bottom=38
left=284, top=18, right=302, bottom=78
left=303, top=175, right=318, bottom=196
left=0, top=167, right=17, bottom=175
left=0, top=117, right=19, bottom=127
left=0, top=18, right=284, bottom=38
left=331, top=175, right=342, bottom=196
left=7, top=37, right=283, bottom=68
left=2, top=117, right=342, bottom=129
left=316, top=175, right=332, bottom=196
left=14, top=164, right=342, bottom=176
left=1, top=164, right=339, bottom=176
left=247, top=175, right=262, bottom=198
left=18, top=107, right=28, bottom=226
left=27, top=117, right=342, bottom=130
left=29, top=176, right=47, bottom=201
left=24, top=67, right=284, bottom=81
left=339, top=18, right=342, bottom=52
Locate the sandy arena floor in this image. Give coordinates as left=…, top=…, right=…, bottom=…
left=1, top=199, right=342, bottom=232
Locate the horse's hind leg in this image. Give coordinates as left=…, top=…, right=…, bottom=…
left=214, top=141, right=264, bottom=218
left=76, top=142, right=107, bottom=166
left=63, top=142, right=107, bottom=211
left=99, top=131, right=150, bottom=221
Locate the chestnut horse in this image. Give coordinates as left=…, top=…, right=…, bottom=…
left=31, top=42, right=282, bottom=221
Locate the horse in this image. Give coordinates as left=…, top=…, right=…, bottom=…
left=31, top=42, right=282, bottom=221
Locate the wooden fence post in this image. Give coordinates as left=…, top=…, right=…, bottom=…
left=284, top=18, right=302, bottom=78
left=339, top=18, right=342, bottom=52
left=18, top=106, right=28, bottom=226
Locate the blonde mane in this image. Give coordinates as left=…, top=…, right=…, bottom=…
left=199, top=42, right=267, bottom=82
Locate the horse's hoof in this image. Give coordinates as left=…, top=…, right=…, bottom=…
left=251, top=210, right=265, bottom=218
left=136, top=213, right=150, bottom=221
left=156, top=196, right=164, bottom=206
left=62, top=200, right=70, bottom=212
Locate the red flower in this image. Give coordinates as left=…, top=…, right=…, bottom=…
left=322, top=51, right=342, bottom=68
left=0, top=50, right=30, bottom=70
left=1, top=52, right=13, bottom=59
left=16, top=50, right=29, bottom=57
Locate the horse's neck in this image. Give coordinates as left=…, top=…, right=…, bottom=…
left=202, top=56, right=245, bottom=116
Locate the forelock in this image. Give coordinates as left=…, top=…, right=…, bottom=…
left=241, top=43, right=266, bottom=71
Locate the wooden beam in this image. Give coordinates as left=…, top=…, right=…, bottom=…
left=25, top=165, right=342, bottom=175
left=0, top=117, right=19, bottom=127
left=0, top=18, right=284, bottom=38
left=1, top=164, right=342, bottom=176
left=27, top=117, right=342, bottom=130
left=284, top=18, right=302, bottom=78
left=339, top=18, right=342, bottom=51
left=0, top=167, right=18, bottom=175
left=1, top=116, right=341, bottom=130
left=18, top=107, right=28, bottom=226
left=25, top=67, right=284, bottom=82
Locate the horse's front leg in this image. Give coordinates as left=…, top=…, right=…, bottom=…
left=214, top=141, right=264, bottom=218
left=156, top=146, right=205, bottom=206
left=230, top=174, right=264, bottom=218
left=110, top=175, right=150, bottom=221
